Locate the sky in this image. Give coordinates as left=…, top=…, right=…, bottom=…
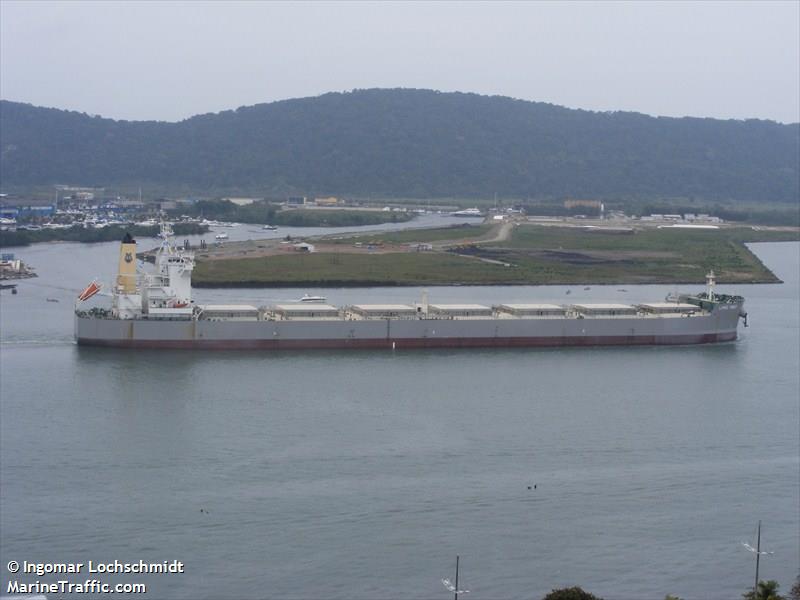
left=1, top=0, right=798, bottom=123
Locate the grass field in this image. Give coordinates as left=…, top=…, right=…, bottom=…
left=469, top=225, right=799, bottom=284
left=192, top=225, right=798, bottom=287
left=326, top=223, right=494, bottom=244
left=194, top=252, right=520, bottom=286
left=501, top=224, right=799, bottom=250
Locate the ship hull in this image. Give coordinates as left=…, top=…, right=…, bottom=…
left=76, top=332, right=736, bottom=350
left=75, top=309, right=741, bottom=350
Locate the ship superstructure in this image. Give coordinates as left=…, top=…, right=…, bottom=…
left=109, top=225, right=195, bottom=320
left=75, top=230, right=747, bottom=349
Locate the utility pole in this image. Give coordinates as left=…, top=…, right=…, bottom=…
left=454, top=555, right=459, bottom=600
left=741, top=520, right=773, bottom=597
left=441, top=555, right=469, bottom=598
left=754, top=520, right=761, bottom=595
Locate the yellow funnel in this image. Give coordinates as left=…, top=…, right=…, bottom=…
left=116, top=232, right=137, bottom=293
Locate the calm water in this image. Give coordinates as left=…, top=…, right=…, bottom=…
left=1, top=240, right=798, bottom=600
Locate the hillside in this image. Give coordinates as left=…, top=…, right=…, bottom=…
left=1, top=89, right=798, bottom=202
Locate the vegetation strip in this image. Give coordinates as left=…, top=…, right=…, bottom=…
left=169, top=200, right=413, bottom=227
left=0, top=223, right=209, bottom=247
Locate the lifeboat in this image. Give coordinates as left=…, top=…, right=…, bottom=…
left=78, top=280, right=102, bottom=301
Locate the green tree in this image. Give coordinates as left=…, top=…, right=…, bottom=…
left=542, top=587, right=603, bottom=600
left=789, top=574, right=800, bottom=600
left=742, top=580, right=785, bottom=600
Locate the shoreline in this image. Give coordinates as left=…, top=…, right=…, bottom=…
left=192, top=276, right=784, bottom=288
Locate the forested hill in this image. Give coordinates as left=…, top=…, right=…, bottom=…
left=1, top=89, right=798, bottom=202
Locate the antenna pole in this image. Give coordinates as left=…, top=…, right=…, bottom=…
left=754, top=520, right=761, bottom=594
left=455, top=556, right=460, bottom=600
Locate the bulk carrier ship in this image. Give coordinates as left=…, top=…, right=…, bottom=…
left=74, top=226, right=748, bottom=349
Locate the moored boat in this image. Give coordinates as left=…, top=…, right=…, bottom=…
left=450, top=208, right=484, bottom=217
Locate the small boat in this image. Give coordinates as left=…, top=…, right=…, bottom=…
left=298, top=294, right=327, bottom=303
left=263, top=225, right=278, bottom=231
left=215, top=233, right=229, bottom=241
left=450, top=208, right=484, bottom=217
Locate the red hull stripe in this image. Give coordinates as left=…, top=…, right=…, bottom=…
left=77, top=333, right=736, bottom=350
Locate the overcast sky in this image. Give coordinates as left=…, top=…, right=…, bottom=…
left=1, top=0, right=798, bottom=123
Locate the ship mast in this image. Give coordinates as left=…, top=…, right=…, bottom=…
left=705, top=270, right=716, bottom=301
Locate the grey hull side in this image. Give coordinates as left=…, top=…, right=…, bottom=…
left=75, top=307, right=742, bottom=350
